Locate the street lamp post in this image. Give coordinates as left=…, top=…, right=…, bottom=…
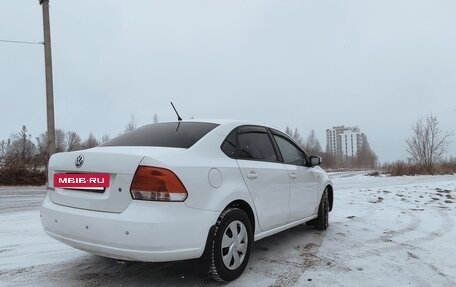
left=39, top=0, right=56, bottom=155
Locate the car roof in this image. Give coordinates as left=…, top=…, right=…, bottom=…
left=158, top=118, right=279, bottom=129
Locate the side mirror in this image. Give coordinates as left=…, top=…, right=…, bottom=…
left=309, top=156, right=321, bottom=167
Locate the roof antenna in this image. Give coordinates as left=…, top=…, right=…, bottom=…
left=170, top=102, right=182, bottom=121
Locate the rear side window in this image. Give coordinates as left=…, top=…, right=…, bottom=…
left=101, top=122, right=219, bottom=148
left=221, top=129, right=237, bottom=158
left=238, top=132, right=278, bottom=162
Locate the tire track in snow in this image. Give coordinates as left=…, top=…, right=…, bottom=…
left=364, top=206, right=421, bottom=245
left=346, top=207, right=454, bottom=259
left=265, top=185, right=456, bottom=287
left=267, top=232, right=325, bottom=287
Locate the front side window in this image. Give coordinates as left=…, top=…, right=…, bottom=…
left=238, top=132, right=278, bottom=162
left=274, top=135, right=307, bottom=166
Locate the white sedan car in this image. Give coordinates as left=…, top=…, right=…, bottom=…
left=41, top=120, right=333, bottom=282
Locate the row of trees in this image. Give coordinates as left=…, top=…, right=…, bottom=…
left=0, top=126, right=107, bottom=168
left=285, top=127, right=378, bottom=169
left=0, top=114, right=452, bottom=184
left=0, top=114, right=150, bottom=185
left=0, top=126, right=111, bottom=185
left=286, top=115, right=453, bottom=174
left=0, top=114, right=153, bottom=170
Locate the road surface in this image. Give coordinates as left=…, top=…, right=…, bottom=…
left=1, top=173, right=455, bottom=286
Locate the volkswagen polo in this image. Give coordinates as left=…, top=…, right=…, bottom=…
left=41, top=120, right=333, bottom=281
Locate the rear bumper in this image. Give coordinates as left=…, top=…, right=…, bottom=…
left=40, top=194, right=219, bottom=262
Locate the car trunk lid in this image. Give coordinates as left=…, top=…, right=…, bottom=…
left=47, top=146, right=185, bottom=213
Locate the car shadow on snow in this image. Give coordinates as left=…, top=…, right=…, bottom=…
left=46, top=224, right=322, bottom=287
left=59, top=256, right=213, bottom=287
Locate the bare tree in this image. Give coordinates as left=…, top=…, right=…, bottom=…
left=67, top=131, right=82, bottom=151
left=36, top=129, right=67, bottom=166
left=0, top=139, right=10, bottom=159
left=0, top=126, right=46, bottom=185
left=125, top=115, right=136, bottom=132
left=304, top=129, right=322, bottom=155
left=356, top=136, right=377, bottom=168
left=406, top=115, right=451, bottom=173
left=84, top=133, right=99, bottom=148
left=36, top=134, right=48, bottom=167
left=320, top=151, right=336, bottom=169
left=55, top=129, right=67, bottom=153
left=4, top=126, right=36, bottom=168
left=285, top=126, right=304, bottom=146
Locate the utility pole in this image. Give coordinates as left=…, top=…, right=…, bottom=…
left=39, top=0, right=56, bottom=155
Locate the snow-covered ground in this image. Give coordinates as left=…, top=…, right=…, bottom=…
left=1, top=172, right=455, bottom=287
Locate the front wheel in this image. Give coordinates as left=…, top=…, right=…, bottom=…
left=313, top=188, right=329, bottom=230
left=208, top=208, right=253, bottom=282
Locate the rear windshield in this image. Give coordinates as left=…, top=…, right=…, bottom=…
left=100, top=122, right=219, bottom=148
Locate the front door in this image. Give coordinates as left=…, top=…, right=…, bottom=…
left=272, top=134, right=318, bottom=221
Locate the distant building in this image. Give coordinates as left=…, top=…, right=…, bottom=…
left=326, top=126, right=366, bottom=158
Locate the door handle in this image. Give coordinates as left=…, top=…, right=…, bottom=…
left=290, top=173, right=297, bottom=180
left=246, top=171, right=258, bottom=180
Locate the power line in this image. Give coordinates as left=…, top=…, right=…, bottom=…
left=0, top=39, right=44, bottom=45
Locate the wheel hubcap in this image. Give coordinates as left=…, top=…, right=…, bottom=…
left=221, top=220, right=248, bottom=270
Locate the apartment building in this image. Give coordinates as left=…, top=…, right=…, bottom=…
left=326, top=126, right=366, bottom=158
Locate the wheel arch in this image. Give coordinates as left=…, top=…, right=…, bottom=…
left=201, top=199, right=256, bottom=263
left=223, top=200, right=256, bottom=234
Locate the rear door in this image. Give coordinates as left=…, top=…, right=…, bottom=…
left=234, top=126, right=290, bottom=231
left=271, top=131, right=318, bottom=221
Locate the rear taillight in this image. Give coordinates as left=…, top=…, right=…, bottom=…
left=130, top=166, right=188, bottom=202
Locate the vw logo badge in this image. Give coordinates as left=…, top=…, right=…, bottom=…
left=75, top=155, right=84, bottom=168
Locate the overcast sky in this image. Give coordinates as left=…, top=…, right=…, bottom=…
left=1, top=0, right=455, bottom=162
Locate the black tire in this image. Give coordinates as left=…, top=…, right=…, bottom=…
left=208, top=208, right=253, bottom=282
left=313, top=188, right=329, bottom=230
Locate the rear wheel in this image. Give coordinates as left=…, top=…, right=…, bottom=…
left=313, top=188, right=329, bottom=230
left=208, top=208, right=253, bottom=282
